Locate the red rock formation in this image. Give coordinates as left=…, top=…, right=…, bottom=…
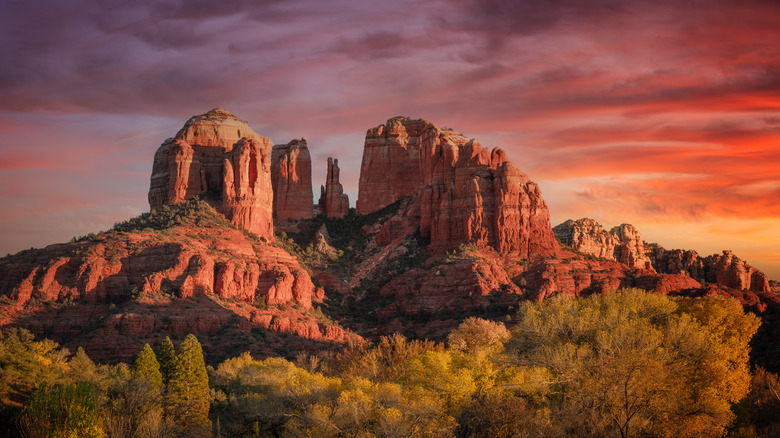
left=271, top=139, right=314, bottom=222
left=356, top=117, right=437, bottom=214
left=553, top=219, right=653, bottom=270
left=0, top=201, right=357, bottom=363
left=357, top=117, right=558, bottom=257
left=558, top=220, right=772, bottom=294
left=610, top=224, right=653, bottom=270
left=553, top=219, right=617, bottom=260
left=318, top=157, right=349, bottom=219
left=149, top=108, right=274, bottom=238
left=706, top=250, right=771, bottom=293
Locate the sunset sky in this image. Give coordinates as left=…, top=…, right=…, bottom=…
left=1, top=0, right=779, bottom=280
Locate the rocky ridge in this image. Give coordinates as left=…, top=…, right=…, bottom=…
left=0, top=200, right=353, bottom=363
left=553, top=219, right=653, bottom=270
left=555, top=218, right=772, bottom=294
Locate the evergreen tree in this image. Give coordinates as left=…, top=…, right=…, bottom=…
left=132, top=344, right=163, bottom=389
left=68, top=346, right=97, bottom=382
left=157, top=336, right=175, bottom=384
left=167, top=334, right=211, bottom=436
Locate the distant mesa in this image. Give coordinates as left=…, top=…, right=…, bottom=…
left=148, top=107, right=274, bottom=239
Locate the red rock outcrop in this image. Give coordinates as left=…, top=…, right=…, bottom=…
left=552, top=219, right=617, bottom=260
left=1, top=197, right=355, bottom=363
left=647, top=245, right=772, bottom=293
left=557, top=219, right=772, bottom=293
left=357, top=116, right=559, bottom=257
left=318, top=157, right=349, bottom=219
left=356, top=117, right=438, bottom=214
left=553, top=219, right=653, bottom=270
left=148, top=108, right=274, bottom=238
left=271, top=139, right=314, bottom=222
left=610, top=224, right=653, bottom=270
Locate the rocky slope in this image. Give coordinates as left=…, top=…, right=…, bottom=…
left=149, top=108, right=274, bottom=238
left=0, top=200, right=353, bottom=363
left=271, top=139, right=314, bottom=222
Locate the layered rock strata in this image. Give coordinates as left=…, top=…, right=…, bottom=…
left=357, top=116, right=559, bottom=257
left=553, top=219, right=653, bottom=270
left=148, top=108, right=273, bottom=238
left=319, top=157, right=350, bottom=219
left=271, top=139, right=314, bottom=222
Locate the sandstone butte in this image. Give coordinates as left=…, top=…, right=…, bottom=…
left=356, top=116, right=559, bottom=258
left=271, top=139, right=314, bottom=222
left=148, top=107, right=274, bottom=239
left=318, top=157, right=350, bottom=219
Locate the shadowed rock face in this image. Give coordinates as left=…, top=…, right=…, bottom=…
left=271, top=139, right=314, bottom=222
left=319, top=157, right=349, bottom=219
left=148, top=108, right=274, bottom=238
left=357, top=116, right=559, bottom=257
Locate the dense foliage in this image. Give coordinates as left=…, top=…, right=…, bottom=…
left=0, top=289, right=776, bottom=437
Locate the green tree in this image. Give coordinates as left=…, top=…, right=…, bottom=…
left=156, top=336, right=175, bottom=384
left=166, top=334, right=210, bottom=436
left=133, top=343, right=163, bottom=389
left=68, top=346, right=97, bottom=383
left=0, top=328, right=68, bottom=410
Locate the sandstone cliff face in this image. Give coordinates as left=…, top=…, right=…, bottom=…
left=271, top=139, right=314, bottom=222
left=148, top=108, right=274, bottom=238
left=357, top=117, right=558, bottom=257
left=553, top=219, right=653, bottom=270
left=552, top=219, right=617, bottom=260
left=318, top=157, right=350, bottom=219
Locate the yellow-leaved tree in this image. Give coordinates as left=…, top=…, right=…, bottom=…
left=506, top=288, right=759, bottom=438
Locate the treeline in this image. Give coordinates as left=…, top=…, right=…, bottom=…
left=1, top=289, right=779, bottom=437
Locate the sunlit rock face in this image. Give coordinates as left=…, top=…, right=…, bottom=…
left=554, top=219, right=654, bottom=270
left=319, top=157, right=349, bottom=219
left=357, top=116, right=559, bottom=257
left=271, top=139, right=314, bottom=222
left=148, top=108, right=274, bottom=238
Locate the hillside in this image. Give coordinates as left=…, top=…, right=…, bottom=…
left=0, top=109, right=778, bottom=371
